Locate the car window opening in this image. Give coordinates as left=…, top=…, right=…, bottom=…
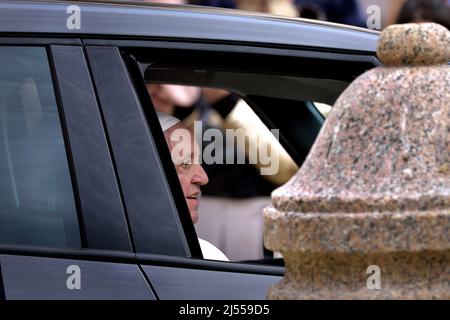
left=141, top=62, right=347, bottom=264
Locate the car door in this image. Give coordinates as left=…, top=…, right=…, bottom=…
left=0, top=40, right=154, bottom=299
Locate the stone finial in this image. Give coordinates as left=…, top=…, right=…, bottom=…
left=264, top=23, right=450, bottom=299
left=377, top=23, right=450, bottom=66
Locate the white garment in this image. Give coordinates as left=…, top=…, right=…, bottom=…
left=196, top=196, right=271, bottom=261
left=198, top=238, right=229, bottom=261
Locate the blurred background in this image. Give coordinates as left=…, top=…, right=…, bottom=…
left=138, top=0, right=449, bottom=30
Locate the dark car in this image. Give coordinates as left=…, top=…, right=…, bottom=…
left=0, top=0, right=380, bottom=299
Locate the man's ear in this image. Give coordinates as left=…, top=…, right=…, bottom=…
left=168, top=127, right=192, bottom=165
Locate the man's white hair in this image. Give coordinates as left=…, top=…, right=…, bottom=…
left=156, top=111, right=181, bottom=132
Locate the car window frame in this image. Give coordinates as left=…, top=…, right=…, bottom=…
left=0, top=38, right=133, bottom=256
left=49, top=44, right=132, bottom=252
left=85, top=45, right=201, bottom=259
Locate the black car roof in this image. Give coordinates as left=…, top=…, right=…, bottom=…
left=0, top=0, right=379, bottom=52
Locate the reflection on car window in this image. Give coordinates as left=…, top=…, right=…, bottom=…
left=0, top=47, right=81, bottom=248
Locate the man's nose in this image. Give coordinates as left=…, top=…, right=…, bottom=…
left=192, top=164, right=209, bottom=186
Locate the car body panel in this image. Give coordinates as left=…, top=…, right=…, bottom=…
left=0, top=254, right=155, bottom=299
left=143, top=264, right=281, bottom=300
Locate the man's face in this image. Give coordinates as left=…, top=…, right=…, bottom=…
left=164, top=123, right=209, bottom=224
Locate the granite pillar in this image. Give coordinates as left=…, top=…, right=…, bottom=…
left=264, top=23, right=450, bottom=299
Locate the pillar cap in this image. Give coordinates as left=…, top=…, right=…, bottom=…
left=377, top=23, right=450, bottom=66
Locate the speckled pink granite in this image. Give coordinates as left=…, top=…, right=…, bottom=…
left=264, top=23, right=450, bottom=299
left=377, top=23, right=450, bottom=66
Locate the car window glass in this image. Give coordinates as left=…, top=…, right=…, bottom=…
left=0, top=47, right=81, bottom=248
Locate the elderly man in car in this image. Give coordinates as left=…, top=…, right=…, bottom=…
left=157, top=111, right=229, bottom=261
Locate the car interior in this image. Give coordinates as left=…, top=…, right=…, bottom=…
left=121, top=46, right=378, bottom=265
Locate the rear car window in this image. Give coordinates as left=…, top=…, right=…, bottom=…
left=0, top=47, right=81, bottom=248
